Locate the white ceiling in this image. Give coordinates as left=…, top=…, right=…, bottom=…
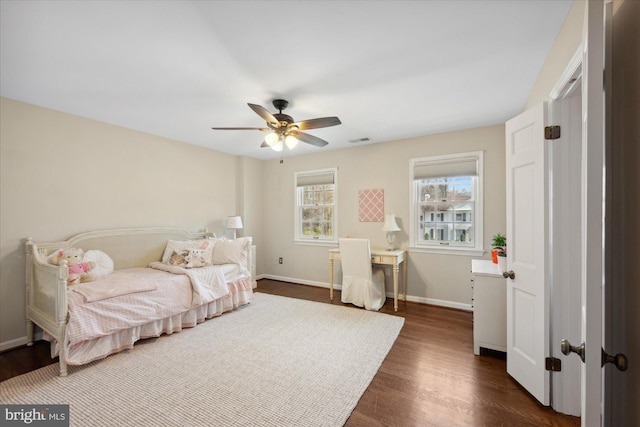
left=0, top=0, right=572, bottom=160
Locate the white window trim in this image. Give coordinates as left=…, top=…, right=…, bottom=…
left=409, top=151, right=484, bottom=256
left=293, top=167, right=338, bottom=245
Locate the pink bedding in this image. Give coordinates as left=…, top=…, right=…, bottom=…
left=70, top=269, right=158, bottom=303
left=59, top=265, right=253, bottom=366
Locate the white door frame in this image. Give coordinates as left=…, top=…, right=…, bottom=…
left=549, top=2, right=606, bottom=423
left=581, top=1, right=606, bottom=425
left=547, top=48, right=583, bottom=416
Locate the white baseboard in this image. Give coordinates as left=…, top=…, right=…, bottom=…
left=404, top=295, right=472, bottom=311
left=258, top=274, right=341, bottom=290
left=0, top=331, right=44, bottom=352
left=258, top=274, right=471, bottom=311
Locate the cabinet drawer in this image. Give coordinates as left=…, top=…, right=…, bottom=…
left=372, top=255, right=394, bottom=264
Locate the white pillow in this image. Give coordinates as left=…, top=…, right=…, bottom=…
left=212, top=237, right=251, bottom=274
left=161, top=239, right=216, bottom=266
left=83, top=249, right=114, bottom=279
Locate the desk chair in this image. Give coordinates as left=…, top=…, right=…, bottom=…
left=338, top=238, right=386, bottom=311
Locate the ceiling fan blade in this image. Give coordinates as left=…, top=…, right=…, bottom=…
left=211, top=127, right=270, bottom=131
left=248, top=103, right=280, bottom=127
left=292, top=117, right=341, bottom=130
left=296, top=131, right=329, bottom=147
left=260, top=141, right=269, bottom=148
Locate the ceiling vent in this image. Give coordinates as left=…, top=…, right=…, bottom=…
left=349, top=137, right=370, bottom=143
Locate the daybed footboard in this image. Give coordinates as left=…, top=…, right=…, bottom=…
left=25, top=239, right=70, bottom=376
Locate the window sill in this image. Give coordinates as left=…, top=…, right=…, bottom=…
left=294, top=239, right=337, bottom=247
left=409, top=246, right=485, bottom=257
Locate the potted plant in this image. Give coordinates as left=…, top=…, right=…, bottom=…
left=491, top=233, right=506, bottom=264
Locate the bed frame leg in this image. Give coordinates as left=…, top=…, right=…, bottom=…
left=57, top=322, right=68, bottom=376
left=26, top=320, right=34, bottom=346
left=59, top=359, right=68, bottom=377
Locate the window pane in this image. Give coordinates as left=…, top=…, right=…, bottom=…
left=312, top=222, right=322, bottom=235
left=323, top=207, right=333, bottom=221
left=302, top=222, right=312, bottom=236
left=314, top=191, right=323, bottom=204
left=422, top=223, right=436, bottom=240
left=323, top=222, right=333, bottom=237
left=434, top=223, right=449, bottom=241
left=419, top=183, right=436, bottom=202
left=303, top=191, right=314, bottom=205
left=302, top=207, right=318, bottom=221
left=419, top=204, right=434, bottom=223
left=436, top=179, right=452, bottom=200
left=454, top=223, right=473, bottom=243
left=451, top=177, right=473, bottom=201
left=324, top=190, right=334, bottom=204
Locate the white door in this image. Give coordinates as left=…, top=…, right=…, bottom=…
left=580, top=1, right=605, bottom=424
left=505, top=103, right=549, bottom=405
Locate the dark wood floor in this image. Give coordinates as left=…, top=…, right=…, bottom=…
left=1, top=279, right=580, bottom=426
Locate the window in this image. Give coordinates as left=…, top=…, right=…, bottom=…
left=410, top=151, right=484, bottom=255
left=294, top=168, right=337, bottom=244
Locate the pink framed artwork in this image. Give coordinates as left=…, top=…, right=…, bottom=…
left=358, top=189, right=384, bottom=222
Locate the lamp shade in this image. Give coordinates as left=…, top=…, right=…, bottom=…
left=225, top=215, right=243, bottom=230
left=381, top=214, right=401, bottom=232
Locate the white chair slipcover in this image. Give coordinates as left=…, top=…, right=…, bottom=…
left=339, top=238, right=386, bottom=311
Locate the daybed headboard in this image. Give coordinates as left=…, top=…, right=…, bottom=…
left=30, top=227, right=212, bottom=269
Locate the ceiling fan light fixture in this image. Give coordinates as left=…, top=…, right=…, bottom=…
left=285, top=134, right=298, bottom=149
left=212, top=100, right=341, bottom=152
left=271, top=139, right=283, bottom=152
left=264, top=131, right=279, bottom=146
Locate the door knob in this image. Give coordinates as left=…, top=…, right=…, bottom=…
left=502, top=270, right=515, bottom=279
left=602, top=348, right=628, bottom=371
left=561, top=339, right=585, bottom=363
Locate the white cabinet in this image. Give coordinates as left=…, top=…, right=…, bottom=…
left=471, top=259, right=506, bottom=355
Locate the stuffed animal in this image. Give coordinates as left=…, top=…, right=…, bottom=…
left=49, top=248, right=96, bottom=286
left=185, top=248, right=206, bottom=268
left=168, top=250, right=187, bottom=267
left=185, top=241, right=210, bottom=268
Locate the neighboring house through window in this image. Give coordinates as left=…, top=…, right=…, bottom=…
left=410, top=151, right=484, bottom=255
left=294, top=167, right=337, bottom=244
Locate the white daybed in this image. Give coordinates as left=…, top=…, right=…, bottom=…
left=25, top=227, right=255, bottom=376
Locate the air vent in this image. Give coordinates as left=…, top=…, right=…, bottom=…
left=348, top=137, right=371, bottom=143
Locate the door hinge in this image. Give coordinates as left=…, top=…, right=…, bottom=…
left=544, top=125, right=561, bottom=140
left=545, top=357, right=562, bottom=372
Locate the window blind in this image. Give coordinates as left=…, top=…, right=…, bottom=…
left=413, top=156, right=478, bottom=180
left=296, top=171, right=335, bottom=187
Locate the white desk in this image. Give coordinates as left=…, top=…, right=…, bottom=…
left=329, top=248, right=407, bottom=311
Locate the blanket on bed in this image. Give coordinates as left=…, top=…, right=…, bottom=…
left=71, top=271, right=158, bottom=302
left=149, top=262, right=229, bottom=305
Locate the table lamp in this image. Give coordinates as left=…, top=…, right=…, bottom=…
left=225, top=215, right=243, bottom=239
left=381, top=214, right=401, bottom=250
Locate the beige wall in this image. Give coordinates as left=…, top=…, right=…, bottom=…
left=259, top=125, right=506, bottom=307
left=525, top=0, right=586, bottom=109
left=0, top=97, right=250, bottom=348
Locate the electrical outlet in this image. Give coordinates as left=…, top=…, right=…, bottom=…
left=278, top=257, right=283, bottom=264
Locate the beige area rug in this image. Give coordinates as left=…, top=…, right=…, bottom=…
left=1, top=293, right=404, bottom=426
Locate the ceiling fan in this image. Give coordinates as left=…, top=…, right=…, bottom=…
left=211, top=99, right=341, bottom=152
